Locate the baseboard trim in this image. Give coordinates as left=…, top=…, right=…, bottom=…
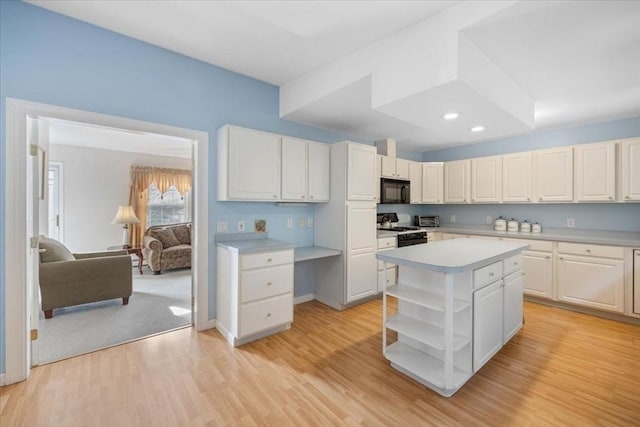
left=0, top=373, right=6, bottom=386
left=294, top=294, right=315, bottom=305
left=525, top=296, right=640, bottom=325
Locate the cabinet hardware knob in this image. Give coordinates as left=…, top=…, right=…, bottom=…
left=527, top=198, right=531, bottom=201
left=266, top=313, right=272, bottom=318
left=560, top=257, right=564, bottom=260
left=310, top=196, right=314, bottom=199
left=273, top=195, right=277, bottom=198
left=586, top=249, right=591, bottom=253
left=267, top=258, right=272, bottom=262
left=539, top=198, right=543, bottom=201
left=608, top=196, right=613, bottom=200
left=545, top=256, right=550, bottom=259
left=489, top=272, right=495, bottom=277
left=513, top=262, right=518, bottom=267
left=266, top=282, right=272, bottom=286
left=301, top=195, right=305, bottom=199
left=625, top=196, right=630, bottom=199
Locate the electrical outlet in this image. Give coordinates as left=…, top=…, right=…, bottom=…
left=486, top=216, right=493, bottom=225
left=567, top=218, right=575, bottom=228
left=299, top=218, right=306, bottom=227
left=238, top=220, right=245, bottom=232
left=287, top=218, right=293, bottom=229
left=450, top=215, right=456, bottom=223
left=307, top=218, right=313, bottom=228
left=216, top=221, right=227, bottom=232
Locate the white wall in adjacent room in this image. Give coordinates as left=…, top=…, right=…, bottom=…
left=49, top=144, right=191, bottom=252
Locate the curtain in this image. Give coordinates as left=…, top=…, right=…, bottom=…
left=128, top=165, right=192, bottom=246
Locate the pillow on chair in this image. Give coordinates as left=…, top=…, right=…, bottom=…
left=172, top=224, right=191, bottom=245
left=150, top=228, right=180, bottom=248
left=39, top=236, right=75, bottom=263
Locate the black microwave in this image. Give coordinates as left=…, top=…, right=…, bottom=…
left=380, top=178, right=410, bottom=204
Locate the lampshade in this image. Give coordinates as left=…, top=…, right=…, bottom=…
left=111, top=205, right=140, bottom=224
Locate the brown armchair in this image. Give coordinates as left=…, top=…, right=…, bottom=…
left=39, top=237, right=133, bottom=319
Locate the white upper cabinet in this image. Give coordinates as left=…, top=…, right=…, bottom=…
left=409, top=161, right=422, bottom=204
left=574, top=142, right=616, bottom=202
left=347, top=143, right=378, bottom=201
left=502, top=152, right=533, bottom=202
left=534, top=147, right=573, bottom=202
left=380, top=155, right=409, bottom=179
left=308, top=142, right=330, bottom=202
left=619, top=137, right=640, bottom=201
left=282, top=137, right=330, bottom=202
left=281, top=137, right=308, bottom=201
left=471, top=156, right=502, bottom=203
left=444, top=160, right=471, bottom=203
left=422, top=162, right=444, bottom=204
left=218, top=126, right=281, bottom=201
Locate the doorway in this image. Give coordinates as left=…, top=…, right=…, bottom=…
left=3, top=98, right=210, bottom=385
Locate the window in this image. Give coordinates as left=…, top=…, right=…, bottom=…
left=146, top=184, right=187, bottom=227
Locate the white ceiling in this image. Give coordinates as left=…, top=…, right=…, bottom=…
left=29, top=0, right=640, bottom=152
left=47, top=118, right=194, bottom=159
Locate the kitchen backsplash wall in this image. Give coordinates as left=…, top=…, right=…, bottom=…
left=422, top=203, right=640, bottom=232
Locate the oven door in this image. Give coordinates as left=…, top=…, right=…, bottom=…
left=397, top=233, right=428, bottom=247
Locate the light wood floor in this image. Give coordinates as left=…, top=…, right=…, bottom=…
left=1, top=300, right=639, bottom=426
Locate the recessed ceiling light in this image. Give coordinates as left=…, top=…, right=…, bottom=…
left=442, top=112, right=459, bottom=120
left=470, top=126, right=485, bottom=132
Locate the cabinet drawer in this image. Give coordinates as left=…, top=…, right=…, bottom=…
left=240, top=264, right=293, bottom=303
left=239, top=294, right=293, bottom=337
left=474, top=261, right=503, bottom=290
left=503, top=238, right=552, bottom=252
left=241, top=250, right=293, bottom=270
left=377, top=237, right=396, bottom=249
left=503, top=254, right=523, bottom=275
left=557, top=242, right=623, bottom=259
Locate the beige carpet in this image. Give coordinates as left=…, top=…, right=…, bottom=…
left=37, top=268, right=192, bottom=364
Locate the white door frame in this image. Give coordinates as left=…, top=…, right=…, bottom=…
left=48, top=161, right=64, bottom=242
left=3, top=98, right=211, bottom=385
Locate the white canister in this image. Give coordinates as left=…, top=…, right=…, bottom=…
left=494, top=216, right=507, bottom=231
left=520, top=220, right=531, bottom=233
left=507, top=218, right=519, bottom=232
left=532, top=222, right=542, bottom=233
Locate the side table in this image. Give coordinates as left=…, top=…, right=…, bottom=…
left=107, top=245, right=144, bottom=274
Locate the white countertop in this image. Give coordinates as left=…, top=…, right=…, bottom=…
left=216, top=238, right=295, bottom=253
left=376, top=238, right=529, bottom=273
left=436, top=224, right=640, bottom=247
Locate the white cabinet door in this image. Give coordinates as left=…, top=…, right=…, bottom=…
left=281, top=137, right=308, bottom=201
left=308, top=142, right=330, bottom=202
left=522, top=250, right=553, bottom=299
left=634, top=250, right=640, bottom=315
left=534, top=147, right=573, bottom=202
left=471, top=156, right=502, bottom=203
left=574, top=142, right=616, bottom=202
left=347, top=143, right=377, bottom=201
left=347, top=204, right=376, bottom=253
left=503, top=152, right=533, bottom=202
left=380, top=155, right=396, bottom=178
left=444, top=160, right=470, bottom=203
left=225, top=127, right=281, bottom=201
left=557, top=254, right=624, bottom=313
left=620, top=138, right=640, bottom=201
left=396, top=158, right=409, bottom=179
left=422, top=162, right=444, bottom=203
left=347, top=251, right=377, bottom=302
left=502, top=271, right=523, bottom=343
left=473, top=280, right=503, bottom=372
left=409, top=161, right=422, bottom=204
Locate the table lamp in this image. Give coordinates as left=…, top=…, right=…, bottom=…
left=111, top=205, right=140, bottom=248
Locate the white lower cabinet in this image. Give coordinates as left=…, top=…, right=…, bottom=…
left=473, top=280, right=503, bottom=371
left=502, top=270, right=524, bottom=342
left=216, top=246, right=294, bottom=346
left=347, top=251, right=377, bottom=302
left=377, top=236, right=397, bottom=293
left=522, top=250, right=553, bottom=299
left=557, top=242, right=624, bottom=313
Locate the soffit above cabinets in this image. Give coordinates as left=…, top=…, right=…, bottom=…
left=29, top=1, right=640, bottom=151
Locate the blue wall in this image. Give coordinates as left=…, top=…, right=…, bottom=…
left=421, top=117, right=640, bottom=232
left=0, top=0, right=360, bottom=373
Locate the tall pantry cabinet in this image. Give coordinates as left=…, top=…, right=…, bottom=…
left=315, top=141, right=378, bottom=309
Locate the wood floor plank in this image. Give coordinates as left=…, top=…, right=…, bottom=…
left=1, top=300, right=639, bottom=426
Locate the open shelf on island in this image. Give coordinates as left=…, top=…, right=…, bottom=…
left=385, top=314, right=470, bottom=351
left=386, top=284, right=470, bottom=312
left=385, top=341, right=471, bottom=391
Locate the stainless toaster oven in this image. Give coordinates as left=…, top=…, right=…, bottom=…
left=415, top=215, right=440, bottom=227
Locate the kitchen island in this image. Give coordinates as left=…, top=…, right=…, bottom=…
left=376, top=238, right=529, bottom=397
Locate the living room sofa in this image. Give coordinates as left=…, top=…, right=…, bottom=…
left=142, top=222, right=191, bottom=274
left=39, top=236, right=133, bottom=319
